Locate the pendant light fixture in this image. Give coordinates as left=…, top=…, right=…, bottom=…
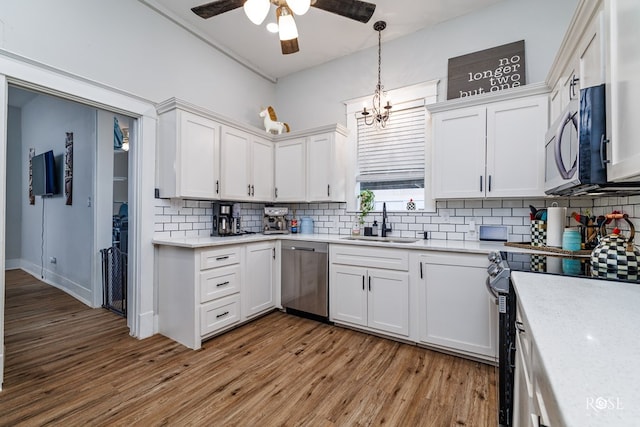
left=361, top=21, right=392, bottom=129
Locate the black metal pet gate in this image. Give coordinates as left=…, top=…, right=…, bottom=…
left=101, top=246, right=127, bottom=317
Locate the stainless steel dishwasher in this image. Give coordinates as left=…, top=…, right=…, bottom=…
left=281, top=240, right=328, bottom=322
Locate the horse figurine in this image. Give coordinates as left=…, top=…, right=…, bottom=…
left=259, top=106, right=290, bottom=135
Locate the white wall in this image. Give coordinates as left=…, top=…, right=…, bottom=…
left=0, top=0, right=275, bottom=127
left=274, top=0, right=579, bottom=130
left=5, top=106, right=22, bottom=265
left=19, top=94, right=96, bottom=303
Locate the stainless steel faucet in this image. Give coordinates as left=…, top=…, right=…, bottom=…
left=381, top=202, right=392, bottom=237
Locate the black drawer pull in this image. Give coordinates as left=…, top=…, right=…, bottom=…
left=216, top=311, right=230, bottom=319
left=215, top=256, right=229, bottom=261
left=216, top=281, right=230, bottom=287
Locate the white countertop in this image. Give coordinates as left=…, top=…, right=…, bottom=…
left=512, top=272, right=640, bottom=426
left=152, top=233, right=526, bottom=254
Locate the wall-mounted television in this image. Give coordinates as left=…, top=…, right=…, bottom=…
left=32, top=150, right=57, bottom=196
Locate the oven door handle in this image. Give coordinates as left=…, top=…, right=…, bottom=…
left=485, top=277, right=499, bottom=304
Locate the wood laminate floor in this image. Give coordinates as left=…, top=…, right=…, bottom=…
left=1, top=269, right=497, bottom=426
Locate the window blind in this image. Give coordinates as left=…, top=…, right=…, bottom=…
left=356, top=104, right=426, bottom=183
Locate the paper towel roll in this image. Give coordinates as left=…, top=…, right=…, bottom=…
left=546, top=206, right=566, bottom=247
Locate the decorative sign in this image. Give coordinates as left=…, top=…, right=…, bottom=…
left=64, top=132, right=73, bottom=205
left=447, top=40, right=526, bottom=100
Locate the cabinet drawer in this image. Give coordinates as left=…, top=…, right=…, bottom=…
left=200, top=246, right=241, bottom=270
left=330, top=245, right=408, bottom=271
left=200, top=294, right=241, bottom=336
left=199, top=264, right=241, bottom=303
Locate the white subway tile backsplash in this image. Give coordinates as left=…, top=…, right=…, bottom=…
left=153, top=196, right=639, bottom=243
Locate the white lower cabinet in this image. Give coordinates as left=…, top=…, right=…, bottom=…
left=513, top=301, right=562, bottom=427
left=157, top=242, right=277, bottom=350
left=330, top=245, right=410, bottom=338
left=243, top=241, right=276, bottom=319
left=411, top=251, right=497, bottom=361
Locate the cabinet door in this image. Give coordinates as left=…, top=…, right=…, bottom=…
left=419, top=254, right=497, bottom=359
left=606, top=0, right=640, bottom=181
left=432, top=107, right=486, bottom=199
left=513, top=325, right=534, bottom=427
left=220, top=126, right=251, bottom=200
left=274, top=138, right=306, bottom=201
left=307, top=132, right=340, bottom=202
left=251, top=136, right=274, bottom=201
left=179, top=111, right=220, bottom=199
left=367, top=269, right=409, bottom=337
left=244, top=242, right=275, bottom=318
left=486, top=95, right=548, bottom=198
left=578, top=10, right=605, bottom=90
left=330, top=265, right=367, bottom=327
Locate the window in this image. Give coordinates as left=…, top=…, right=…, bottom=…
left=344, top=80, right=439, bottom=212
left=357, top=103, right=426, bottom=210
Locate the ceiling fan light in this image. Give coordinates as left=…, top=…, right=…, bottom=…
left=287, top=0, right=311, bottom=15
left=266, top=22, right=279, bottom=33
left=277, top=6, right=298, bottom=41
left=243, top=0, right=270, bottom=25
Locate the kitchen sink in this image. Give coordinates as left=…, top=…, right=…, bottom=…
left=341, top=236, right=419, bottom=244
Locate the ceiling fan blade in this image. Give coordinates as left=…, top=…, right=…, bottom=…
left=311, top=0, right=376, bottom=24
left=281, top=38, right=300, bottom=55
left=191, top=0, right=245, bottom=19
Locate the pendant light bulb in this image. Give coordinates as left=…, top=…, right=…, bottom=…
left=287, top=0, right=311, bottom=15
left=243, top=0, right=270, bottom=25
left=277, top=6, right=298, bottom=41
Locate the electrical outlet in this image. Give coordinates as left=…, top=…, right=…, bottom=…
left=50, top=257, right=57, bottom=264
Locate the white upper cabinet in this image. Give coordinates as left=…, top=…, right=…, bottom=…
left=306, top=131, right=347, bottom=202
left=274, top=125, right=348, bottom=202
left=431, top=87, right=548, bottom=199
left=157, top=107, right=220, bottom=200
left=274, top=138, right=306, bottom=201
left=432, top=106, right=486, bottom=199
left=220, top=126, right=274, bottom=202
left=605, top=0, right=640, bottom=181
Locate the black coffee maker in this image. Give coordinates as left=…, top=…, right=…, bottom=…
left=212, top=202, right=234, bottom=236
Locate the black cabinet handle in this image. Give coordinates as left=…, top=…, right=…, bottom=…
left=247, top=185, right=251, bottom=196
left=272, top=248, right=275, bottom=259
left=251, top=185, right=255, bottom=197
left=216, top=281, right=229, bottom=287
left=420, top=262, right=423, bottom=279
left=216, top=311, right=229, bottom=319
left=275, top=187, right=278, bottom=198
left=368, top=276, right=371, bottom=291
left=215, top=256, right=229, bottom=261
left=488, top=175, right=492, bottom=192
left=362, top=275, right=365, bottom=290
left=327, top=184, right=330, bottom=197
left=570, top=74, right=580, bottom=99
left=216, top=180, right=219, bottom=194
left=480, top=176, right=483, bottom=192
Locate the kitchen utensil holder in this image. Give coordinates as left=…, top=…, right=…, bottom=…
left=531, top=220, right=547, bottom=247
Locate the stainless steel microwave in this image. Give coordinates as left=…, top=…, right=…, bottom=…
left=544, top=84, right=640, bottom=196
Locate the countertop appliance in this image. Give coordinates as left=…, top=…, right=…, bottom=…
left=486, top=249, right=640, bottom=426
left=212, top=202, right=241, bottom=236
left=545, top=84, right=640, bottom=196
left=262, top=206, right=289, bottom=234
left=281, top=240, right=328, bottom=322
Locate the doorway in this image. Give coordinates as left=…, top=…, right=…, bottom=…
left=0, top=52, right=158, bottom=390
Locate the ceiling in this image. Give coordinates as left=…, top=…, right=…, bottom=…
left=140, top=0, right=508, bottom=82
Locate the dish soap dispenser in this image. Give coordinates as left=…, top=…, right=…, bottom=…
left=372, top=220, right=378, bottom=236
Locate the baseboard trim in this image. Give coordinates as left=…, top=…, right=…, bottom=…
left=18, top=261, right=94, bottom=308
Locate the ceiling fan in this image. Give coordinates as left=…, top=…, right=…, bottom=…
left=191, top=0, right=376, bottom=55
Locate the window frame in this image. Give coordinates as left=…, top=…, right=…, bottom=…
left=344, top=80, right=439, bottom=213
